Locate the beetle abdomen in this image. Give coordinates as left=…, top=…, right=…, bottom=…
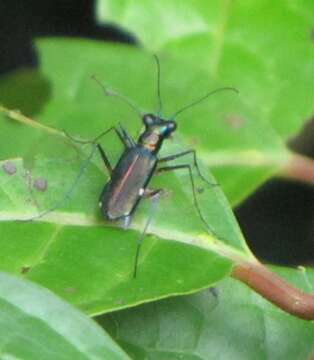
left=100, top=147, right=157, bottom=220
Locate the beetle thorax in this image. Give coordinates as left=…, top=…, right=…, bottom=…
left=139, top=114, right=177, bottom=153
left=139, top=127, right=164, bottom=152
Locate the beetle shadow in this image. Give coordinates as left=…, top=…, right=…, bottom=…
left=0, top=68, right=51, bottom=116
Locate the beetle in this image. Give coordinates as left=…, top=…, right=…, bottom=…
left=76, top=56, right=237, bottom=276
left=29, top=55, right=237, bottom=277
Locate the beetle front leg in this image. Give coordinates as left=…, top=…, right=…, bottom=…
left=158, top=149, right=218, bottom=187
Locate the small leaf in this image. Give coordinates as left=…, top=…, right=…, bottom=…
left=0, top=272, right=129, bottom=360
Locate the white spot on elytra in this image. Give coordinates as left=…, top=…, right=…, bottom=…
left=139, top=188, right=145, bottom=196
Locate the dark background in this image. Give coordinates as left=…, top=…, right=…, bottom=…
left=1, top=0, right=314, bottom=265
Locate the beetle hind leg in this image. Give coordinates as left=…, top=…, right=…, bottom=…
left=121, top=215, right=132, bottom=230
left=132, top=189, right=163, bottom=279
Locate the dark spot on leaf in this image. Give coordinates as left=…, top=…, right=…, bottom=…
left=197, top=187, right=204, bottom=194
left=2, top=161, right=17, bottom=175
left=209, top=287, right=219, bottom=298
left=33, top=177, right=48, bottom=192
left=208, top=287, right=219, bottom=311
left=225, top=114, right=246, bottom=129
left=20, top=266, right=30, bottom=274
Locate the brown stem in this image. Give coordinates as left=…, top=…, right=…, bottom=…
left=232, top=261, right=314, bottom=320
left=281, top=153, right=314, bottom=186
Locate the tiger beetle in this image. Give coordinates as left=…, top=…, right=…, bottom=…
left=29, top=55, right=238, bottom=278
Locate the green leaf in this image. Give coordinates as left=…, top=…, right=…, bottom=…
left=97, top=0, right=314, bottom=139
left=0, top=272, right=129, bottom=360
left=0, top=39, right=252, bottom=314
left=99, top=267, right=314, bottom=359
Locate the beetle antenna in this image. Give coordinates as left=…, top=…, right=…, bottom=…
left=153, top=54, right=163, bottom=117
left=91, top=75, right=143, bottom=119
left=170, top=87, right=239, bottom=119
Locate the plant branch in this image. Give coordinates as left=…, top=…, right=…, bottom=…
left=232, top=261, right=314, bottom=320
left=0, top=105, right=66, bottom=139
left=281, top=153, right=314, bottom=186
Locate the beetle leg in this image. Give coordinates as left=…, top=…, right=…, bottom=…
left=96, top=144, right=113, bottom=175
left=121, top=215, right=132, bottom=230
left=158, top=149, right=218, bottom=187
left=143, top=188, right=163, bottom=198
left=94, top=125, right=137, bottom=174
left=118, top=122, right=137, bottom=147
left=157, top=164, right=218, bottom=237
left=65, top=125, right=137, bottom=175
left=64, top=126, right=132, bottom=148
left=133, top=189, right=162, bottom=278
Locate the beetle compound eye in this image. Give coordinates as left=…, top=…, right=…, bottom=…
left=161, top=122, right=176, bottom=137
left=143, top=114, right=156, bottom=126
left=169, top=122, right=177, bottom=132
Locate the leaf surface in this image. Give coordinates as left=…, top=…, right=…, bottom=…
left=0, top=272, right=129, bottom=360
left=99, top=267, right=314, bottom=359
